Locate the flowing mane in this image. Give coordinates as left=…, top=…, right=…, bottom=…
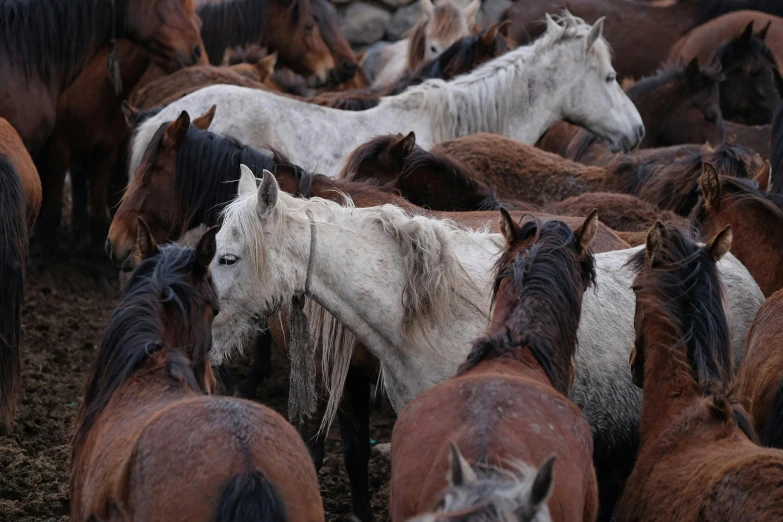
left=0, top=0, right=113, bottom=85
left=628, top=227, right=732, bottom=388
left=460, top=218, right=596, bottom=394
left=73, top=243, right=212, bottom=454
left=197, top=0, right=269, bottom=64
left=380, top=13, right=613, bottom=142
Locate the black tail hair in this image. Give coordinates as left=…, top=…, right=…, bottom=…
left=762, top=377, right=783, bottom=449
left=215, top=470, right=288, bottom=522
left=0, top=154, right=28, bottom=428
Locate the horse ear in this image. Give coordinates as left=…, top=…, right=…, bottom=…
left=700, top=162, right=722, bottom=207
left=260, top=51, right=278, bottom=75
left=544, top=13, right=559, bottom=34
left=164, top=111, right=190, bottom=146
left=586, top=17, right=605, bottom=52
left=448, top=443, right=477, bottom=487
left=121, top=101, right=139, bottom=127
left=759, top=21, right=771, bottom=41
left=700, top=141, right=714, bottom=160
left=705, top=225, right=732, bottom=261
left=755, top=160, right=772, bottom=192
left=499, top=207, right=518, bottom=246
left=481, top=22, right=501, bottom=47
left=192, top=105, right=216, bottom=130
left=574, top=209, right=598, bottom=256
left=257, top=169, right=280, bottom=219
left=462, top=0, right=481, bottom=25
left=498, top=19, right=512, bottom=38
left=137, top=217, right=159, bottom=260
left=421, top=0, right=435, bottom=17
left=645, top=221, right=665, bottom=266
left=393, top=131, right=416, bottom=160
left=195, top=225, right=219, bottom=268
left=529, top=456, right=555, bottom=508
left=238, top=164, right=257, bottom=196
left=740, top=21, right=754, bottom=43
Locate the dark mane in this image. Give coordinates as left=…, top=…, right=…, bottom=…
left=690, top=0, right=783, bottom=32
left=690, top=176, right=783, bottom=230
left=712, top=27, right=776, bottom=67
left=628, top=226, right=732, bottom=389
left=460, top=218, right=596, bottom=394
left=172, top=126, right=276, bottom=236
left=339, top=134, right=395, bottom=182
left=772, top=101, right=783, bottom=195
left=0, top=0, right=112, bottom=85
left=197, top=0, right=269, bottom=65
left=73, top=243, right=210, bottom=454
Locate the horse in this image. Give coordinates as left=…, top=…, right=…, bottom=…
left=372, top=0, right=480, bottom=88
left=128, top=14, right=644, bottom=177
left=725, top=120, right=772, bottom=157
left=70, top=224, right=324, bottom=521
left=0, top=0, right=204, bottom=153
left=212, top=165, right=762, bottom=519
left=501, top=0, right=783, bottom=80
left=309, top=21, right=515, bottom=111
left=737, top=289, right=783, bottom=449
left=689, top=162, right=783, bottom=296
left=390, top=213, right=599, bottom=522
left=537, top=59, right=724, bottom=162
left=196, top=0, right=335, bottom=85
left=0, top=117, right=40, bottom=429
left=614, top=222, right=783, bottom=522
left=310, top=0, right=360, bottom=86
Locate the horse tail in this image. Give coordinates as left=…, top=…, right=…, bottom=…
left=762, top=377, right=783, bottom=449
left=0, top=154, right=28, bottom=428
left=215, top=470, right=288, bottom=522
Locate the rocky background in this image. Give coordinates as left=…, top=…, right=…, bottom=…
left=335, top=0, right=512, bottom=49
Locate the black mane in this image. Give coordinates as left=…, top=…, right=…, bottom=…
left=460, top=218, right=596, bottom=395
left=197, top=0, right=269, bottom=65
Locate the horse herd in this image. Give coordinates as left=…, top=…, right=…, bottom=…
left=4, top=0, right=783, bottom=520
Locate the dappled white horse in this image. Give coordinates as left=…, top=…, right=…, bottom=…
left=131, top=13, right=644, bottom=177
left=211, top=167, right=763, bottom=474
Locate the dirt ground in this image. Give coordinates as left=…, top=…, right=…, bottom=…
left=0, top=258, right=395, bottom=522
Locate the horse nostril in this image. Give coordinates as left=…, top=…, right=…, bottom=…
left=105, top=238, right=113, bottom=258
left=341, top=61, right=357, bottom=77
left=192, top=44, right=202, bottom=62
left=636, top=124, right=645, bottom=142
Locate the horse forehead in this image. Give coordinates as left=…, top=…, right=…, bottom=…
left=588, top=38, right=614, bottom=74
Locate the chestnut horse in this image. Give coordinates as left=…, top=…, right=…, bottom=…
left=0, top=0, right=203, bottom=153
left=0, top=118, right=41, bottom=428
left=501, top=0, right=783, bottom=79
left=70, top=225, right=324, bottom=521
left=614, top=222, right=783, bottom=522
left=737, top=289, right=783, bottom=449
left=537, top=59, right=724, bottom=163
left=197, top=0, right=335, bottom=85
left=689, top=162, right=782, bottom=296
left=390, top=213, right=599, bottom=522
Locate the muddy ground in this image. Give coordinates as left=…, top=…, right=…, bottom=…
left=0, top=258, right=395, bottom=521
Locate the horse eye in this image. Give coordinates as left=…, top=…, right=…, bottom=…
left=606, top=74, right=616, bottom=84
left=430, top=45, right=437, bottom=54
left=219, top=255, right=238, bottom=266
left=305, top=23, right=314, bottom=32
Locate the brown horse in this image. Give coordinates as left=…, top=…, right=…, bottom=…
left=501, top=0, right=783, bottom=80
left=70, top=226, right=324, bottom=521
left=537, top=59, right=724, bottom=162
left=311, top=0, right=361, bottom=86
left=614, top=222, right=783, bottom=522
left=390, top=212, right=599, bottom=522
left=0, top=117, right=40, bottom=429
left=725, top=120, right=772, bottom=157
left=689, top=162, right=782, bottom=296
left=0, top=0, right=203, bottom=153
left=197, top=0, right=335, bottom=85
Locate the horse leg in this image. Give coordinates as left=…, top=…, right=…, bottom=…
left=70, top=159, right=89, bottom=253
left=338, top=366, right=374, bottom=522
left=299, top=403, right=329, bottom=472
left=33, top=137, right=69, bottom=285
left=87, top=151, right=117, bottom=293
left=237, top=327, right=274, bottom=399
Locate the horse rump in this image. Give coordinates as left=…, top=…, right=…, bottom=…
left=215, top=470, right=288, bottom=522
left=0, top=154, right=28, bottom=428
left=763, top=377, right=783, bottom=449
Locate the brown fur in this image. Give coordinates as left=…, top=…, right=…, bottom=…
left=0, top=118, right=41, bottom=227
left=725, top=120, right=772, bottom=157
left=553, top=192, right=687, bottom=233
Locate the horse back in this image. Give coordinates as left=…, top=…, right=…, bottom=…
left=0, top=117, right=41, bottom=227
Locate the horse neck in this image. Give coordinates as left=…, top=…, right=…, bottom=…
left=61, top=0, right=119, bottom=90
left=627, top=82, right=673, bottom=147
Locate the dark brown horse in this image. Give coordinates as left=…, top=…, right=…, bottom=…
left=197, top=0, right=335, bottom=85
left=70, top=226, right=324, bottom=521
left=391, top=213, right=599, bottom=521
left=0, top=117, right=40, bottom=429
left=538, top=59, right=724, bottom=162
left=0, top=0, right=204, bottom=153
left=501, top=0, right=783, bottom=80
left=615, top=222, right=783, bottom=522
left=737, top=289, right=783, bottom=449
left=310, top=0, right=360, bottom=86
left=689, top=162, right=783, bottom=296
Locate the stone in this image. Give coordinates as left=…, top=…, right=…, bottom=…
left=380, top=0, right=415, bottom=8
left=361, top=41, right=394, bottom=83
left=386, top=2, right=421, bottom=41
left=338, top=2, right=392, bottom=46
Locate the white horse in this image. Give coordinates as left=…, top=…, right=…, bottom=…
left=211, top=167, right=764, bottom=472
left=130, top=13, right=644, bottom=177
